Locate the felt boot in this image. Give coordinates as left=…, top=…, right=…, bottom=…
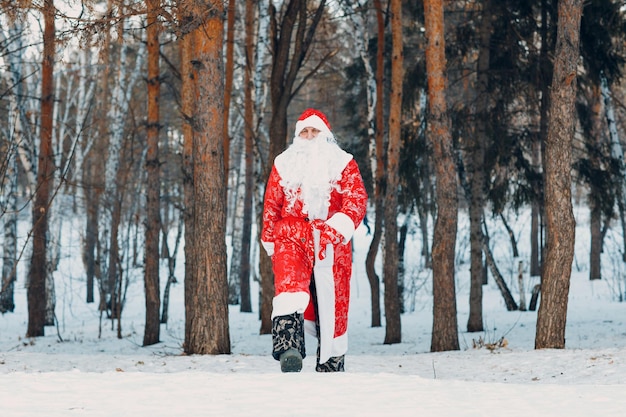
left=272, top=313, right=306, bottom=372
left=316, top=354, right=345, bottom=372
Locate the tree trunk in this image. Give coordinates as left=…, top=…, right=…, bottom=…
left=531, top=0, right=553, bottom=278
left=223, top=0, right=236, bottom=179
left=601, top=74, right=626, bottom=266
left=363, top=0, right=386, bottom=329
left=185, top=0, right=230, bottom=354
left=0, top=15, right=25, bottom=314
left=239, top=0, right=256, bottom=314
left=161, top=217, right=183, bottom=324
left=84, top=0, right=113, bottom=305
left=419, top=211, right=432, bottom=269
left=535, top=0, right=582, bottom=350
left=467, top=0, right=492, bottom=333
left=143, top=0, right=162, bottom=347
left=27, top=0, right=56, bottom=338
left=482, top=238, right=518, bottom=311
left=1, top=140, right=18, bottom=313
left=382, top=0, right=403, bottom=345
left=398, top=220, right=408, bottom=314
left=179, top=6, right=196, bottom=350
left=588, top=84, right=603, bottom=281
left=424, top=0, right=460, bottom=352
left=229, top=155, right=244, bottom=304
left=518, top=261, right=527, bottom=311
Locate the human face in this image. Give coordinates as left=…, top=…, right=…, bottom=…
left=298, top=127, right=320, bottom=140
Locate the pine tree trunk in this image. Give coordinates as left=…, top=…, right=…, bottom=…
left=424, top=0, right=460, bottom=352
left=179, top=8, right=196, bottom=349
left=223, top=0, right=236, bottom=178
left=185, top=0, right=230, bottom=354
left=531, top=0, right=553, bottom=278
left=27, top=0, right=56, bottom=338
left=535, top=0, right=582, bottom=350
left=143, top=0, right=162, bottom=346
left=467, top=0, right=492, bottom=333
left=363, top=0, right=386, bottom=329
left=588, top=85, right=603, bottom=281
left=239, top=0, right=256, bottom=314
left=382, top=0, right=403, bottom=345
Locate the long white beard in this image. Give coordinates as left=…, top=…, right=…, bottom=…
left=279, top=134, right=346, bottom=219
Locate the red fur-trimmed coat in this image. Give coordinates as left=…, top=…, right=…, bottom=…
left=261, top=156, right=367, bottom=363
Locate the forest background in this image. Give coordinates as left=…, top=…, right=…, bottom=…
left=1, top=0, right=626, bottom=356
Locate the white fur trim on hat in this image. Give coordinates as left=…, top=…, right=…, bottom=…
left=295, top=114, right=332, bottom=137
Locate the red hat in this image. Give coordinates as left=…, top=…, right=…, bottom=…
left=295, top=108, right=332, bottom=136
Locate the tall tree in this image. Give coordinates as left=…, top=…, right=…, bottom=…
left=27, top=0, right=56, bottom=338
left=184, top=0, right=231, bottom=354
left=423, top=0, right=459, bottom=352
left=238, top=0, right=256, bottom=314
left=143, top=0, right=162, bottom=346
left=535, top=0, right=582, bottom=350
left=364, top=0, right=385, bottom=329
left=0, top=12, right=27, bottom=314
left=382, top=0, right=402, bottom=345
left=466, top=0, right=492, bottom=333
left=179, top=0, right=197, bottom=352
left=223, top=0, right=236, bottom=179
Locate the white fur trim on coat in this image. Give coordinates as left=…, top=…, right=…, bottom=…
left=261, top=240, right=274, bottom=257
left=271, top=292, right=310, bottom=319
left=326, top=212, right=356, bottom=244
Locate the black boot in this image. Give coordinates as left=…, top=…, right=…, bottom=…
left=316, top=354, right=345, bottom=372
left=272, top=313, right=306, bottom=372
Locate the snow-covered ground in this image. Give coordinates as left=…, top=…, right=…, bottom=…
left=1, top=208, right=626, bottom=416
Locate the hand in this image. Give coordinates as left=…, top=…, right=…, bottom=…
left=311, top=220, right=343, bottom=260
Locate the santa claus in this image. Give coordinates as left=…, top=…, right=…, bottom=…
left=261, top=108, right=368, bottom=372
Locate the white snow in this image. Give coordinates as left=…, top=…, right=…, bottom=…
left=2, top=209, right=626, bottom=416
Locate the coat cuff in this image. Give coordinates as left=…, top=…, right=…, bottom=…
left=261, top=240, right=275, bottom=257
left=326, top=212, right=356, bottom=244
left=271, top=292, right=310, bottom=319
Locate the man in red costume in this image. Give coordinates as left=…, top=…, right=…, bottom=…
left=261, top=109, right=368, bottom=372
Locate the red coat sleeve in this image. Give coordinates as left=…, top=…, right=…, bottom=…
left=261, top=165, right=284, bottom=250
left=337, top=159, right=368, bottom=228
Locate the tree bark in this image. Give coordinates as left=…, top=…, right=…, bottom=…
left=531, top=0, right=553, bottom=278
left=467, top=0, right=492, bottom=333
left=143, top=0, right=162, bottom=346
left=27, top=0, right=56, bottom=338
left=364, top=0, right=386, bottom=329
left=535, top=0, right=582, bottom=350
left=588, top=84, right=603, bottom=281
left=179, top=3, right=196, bottom=350
left=238, top=0, right=256, bottom=314
left=223, top=0, right=236, bottom=179
left=423, top=0, right=460, bottom=352
left=382, top=0, right=403, bottom=345
left=0, top=15, right=26, bottom=314
left=185, top=0, right=231, bottom=354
